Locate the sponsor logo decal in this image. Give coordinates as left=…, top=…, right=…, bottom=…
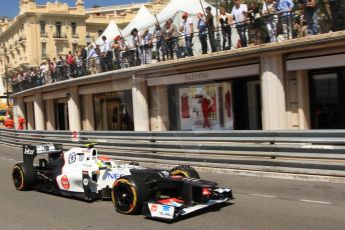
left=106, top=173, right=125, bottom=180
left=159, top=171, right=170, bottom=177
left=150, top=204, right=158, bottom=213
left=148, top=204, right=175, bottom=219
left=24, top=146, right=35, bottom=155
left=61, top=175, right=70, bottom=190
left=43, top=145, right=50, bottom=151
left=68, top=152, right=77, bottom=164
left=83, top=178, right=89, bottom=186
left=158, top=198, right=184, bottom=207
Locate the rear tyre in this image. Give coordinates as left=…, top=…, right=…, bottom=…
left=111, top=176, right=148, bottom=214
left=169, top=165, right=200, bottom=179
left=12, top=163, right=35, bottom=191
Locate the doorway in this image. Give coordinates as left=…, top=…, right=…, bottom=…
left=55, top=101, right=69, bottom=130
left=310, top=68, right=345, bottom=129
left=233, top=78, right=262, bottom=130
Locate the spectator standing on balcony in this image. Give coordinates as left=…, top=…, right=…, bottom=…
left=100, top=35, right=113, bottom=71
left=40, top=61, right=49, bottom=84
left=66, top=51, right=75, bottom=78
left=276, top=0, right=294, bottom=40
left=205, top=6, right=217, bottom=52
left=197, top=13, right=208, bottom=54
left=80, top=45, right=88, bottom=75
left=130, top=28, right=141, bottom=66
left=75, top=50, right=84, bottom=77
left=87, top=45, right=100, bottom=74
left=153, top=23, right=166, bottom=62
left=329, top=0, right=345, bottom=31
left=113, top=36, right=121, bottom=69
left=301, top=0, right=319, bottom=35
left=218, top=7, right=233, bottom=50
left=177, top=26, right=186, bottom=58
left=50, top=58, right=57, bottom=82
left=247, top=2, right=261, bottom=46
left=56, top=56, right=65, bottom=81
left=165, top=19, right=179, bottom=59
left=231, top=0, right=248, bottom=47
left=262, top=0, right=278, bottom=43
left=182, top=12, right=194, bottom=56
left=140, top=28, right=153, bottom=64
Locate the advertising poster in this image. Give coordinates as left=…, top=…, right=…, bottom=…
left=222, top=82, right=234, bottom=130
left=179, top=84, right=220, bottom=130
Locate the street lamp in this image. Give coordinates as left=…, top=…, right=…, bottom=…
left=86, top=33, right=91, bottom=46
left=215, top=0, right=221, bottom=52
left=5, top=65, right=9, bottom=106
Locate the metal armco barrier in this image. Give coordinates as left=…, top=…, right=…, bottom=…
left=1, top=129, right=345, bottom=178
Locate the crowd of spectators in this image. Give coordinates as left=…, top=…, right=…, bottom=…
left=10, top=0, right=345, bottom=93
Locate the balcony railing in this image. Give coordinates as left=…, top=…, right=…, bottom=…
left=53, top=32, right=67, bottom=40
left=8, top=4, right=345, bottom=94
left=40, top=33, right=48, bottom=38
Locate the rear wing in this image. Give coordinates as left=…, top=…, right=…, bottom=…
left=23, top=144, right=63, bottom=168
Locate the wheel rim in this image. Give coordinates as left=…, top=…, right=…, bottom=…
left=114, top=183, right=135, bottom=213
left=12, top=168, right=24, bottom=189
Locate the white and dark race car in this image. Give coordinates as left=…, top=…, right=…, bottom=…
left=12, top=144, right=233, bottom=221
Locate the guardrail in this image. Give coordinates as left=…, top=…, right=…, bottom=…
left=1, top=129, right=345, bottom=178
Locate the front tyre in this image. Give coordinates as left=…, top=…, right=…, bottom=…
left=12, top=163, right=35, bottom=191
left=169, top=165, right=200, bottom=179
left=111, top=176, right=147, bottom=215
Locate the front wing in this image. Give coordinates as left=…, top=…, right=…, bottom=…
left=142, top=188, right=233, bottom=221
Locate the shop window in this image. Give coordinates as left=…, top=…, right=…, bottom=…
left=173, top=83, right=234, bottom=131
left=310, top=69, right=345, bottom=129
left=93, top=91, right=134, bottom=131
left=168, top=78, right=261, bottom=131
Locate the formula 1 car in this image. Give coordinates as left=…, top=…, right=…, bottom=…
left=12, top=144, right=233, bottom=221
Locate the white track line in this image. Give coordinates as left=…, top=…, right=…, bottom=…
left=299, top=199, right=332, bottom=205
left=248, top=193, right=276, bottom=198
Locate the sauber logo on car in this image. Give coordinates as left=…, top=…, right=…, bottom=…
left=61, top=175, right=70, bottom=190
left=24, top=147, right=35, bottom=155
left=68, top=153, right=77, bottom=164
